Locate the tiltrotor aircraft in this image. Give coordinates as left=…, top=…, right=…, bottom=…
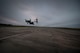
left=25, top=18, right=38, bottom=25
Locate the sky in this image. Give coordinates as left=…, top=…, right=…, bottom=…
left=0, top=0, right=80, bottom=28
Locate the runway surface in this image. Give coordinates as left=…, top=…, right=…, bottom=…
left=0, top=27, right=80, bottom=53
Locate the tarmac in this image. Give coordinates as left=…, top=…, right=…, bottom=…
left=0, top=27, right=80, bottom=53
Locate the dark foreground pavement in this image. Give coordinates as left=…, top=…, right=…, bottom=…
left=0, top=27, right=80, bottom=53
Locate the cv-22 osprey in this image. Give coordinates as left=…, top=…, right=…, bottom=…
left=25, top=18, right=38, bottom=25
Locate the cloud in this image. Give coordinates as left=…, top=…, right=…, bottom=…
left=0, top=16, right=23, bottom=25
left=0, top=0, right=80, bottom=28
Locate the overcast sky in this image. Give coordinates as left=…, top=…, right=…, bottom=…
left=0, top=0, right=80, bottom=28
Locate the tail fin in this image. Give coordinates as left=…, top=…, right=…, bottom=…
left=36, top=18, right=38, bottom=23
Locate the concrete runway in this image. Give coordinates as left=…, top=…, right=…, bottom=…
left=0, top=27, right=80, bottom=53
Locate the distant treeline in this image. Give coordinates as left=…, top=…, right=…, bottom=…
left=0, top=23, right=35, bottom=27
left=0, top=23, right=79, bottom=30
left=0, top=23, right=13, bottom=26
